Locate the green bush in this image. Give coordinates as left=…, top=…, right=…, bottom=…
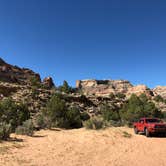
left=46, top=94, right=82, bottom=129
left=120, top=94, right=163, bottom=125
left=31, top=87, right=39, bottom=99
left=65, top=107, right=82, bottom=129
left=107, top=120, right=123, bottom=127
left=34, top=113, right=51, bottom=129
left=80, top=112, right=90, bottom=121
left=100, top=103, right=121, bottom=122
left=58, top=80, right=72, bottom=94
left=30, top=76, right=41, bottom=88
left=46, top=94, right=67, bottom=127
left=116, top=93, right=126, bottom=99
left=16, top=119, right=34, bottom=136
left=0, top=123, right=11, bottom=140
left=122, top=131, right=132, bottom=138
left=139, top=93, right=149, bottom=103
left=0, top=98, right=30, bottom=131
left=154, top=95, right=164, bottom=103
left=109, top=93, right=115, bottom=100
left=84, top=117, right=105, bottom=130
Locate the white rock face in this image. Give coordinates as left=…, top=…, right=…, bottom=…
left=153, top=86, right=166, bottom=99
left=76, top=79, right=154, bottom=97
left=76, top=79, right=133, bottom=97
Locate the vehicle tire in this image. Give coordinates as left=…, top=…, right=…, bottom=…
left=134, top=127, right=138, bottom=134
left=145, top=128, right=150, bottom=137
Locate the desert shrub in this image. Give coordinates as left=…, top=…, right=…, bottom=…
left=139, top=93, right=149, bottom=103
left=109, top=93, right=115, bottom=100
left=34, top=112, right=51, bottom=129
left=80, top=112, right=90, bottom=121
left=30, top=76, right=41, bottom=88
left=107, top=120, right=123, bottom=127
left=84, top=117, right=105, bottom=130
left=31, top=87, right=39, bottom=99
left=58, top=80, right=72, bottom=94
left=154, top=95, right=164, bottom=103
left=0, top=123, right=11, bottom=140
left=16, top=119, right=34, bottom=136
left=65, top=107, right=82, bottom=129
left=100, top=103, right=121, bottom=122
left=46, top=94, right=67, bottom=127
left=46, top=94, right=82, bottom=129
left=0, top=98, right=30, bottom=131
left=122, top=131, right=132, bottom=138
left=116, top=93, right=126, bottom=99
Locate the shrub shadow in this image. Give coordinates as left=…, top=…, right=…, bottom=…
left=8, top=137, right=24, bottom=142
left=49, top=128, right=62, bottom=131
left=32, top=135, right=47, bottom=138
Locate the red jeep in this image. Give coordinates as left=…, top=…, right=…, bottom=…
left=133, top=118, right=166, bottom=137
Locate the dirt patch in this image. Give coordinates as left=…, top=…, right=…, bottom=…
left=0, top=127, right=166, bottom=166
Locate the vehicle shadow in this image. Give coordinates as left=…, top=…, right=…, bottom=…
left=150, top=134, right=166, bottom=138
left=138, top=132, right=166, bottom=138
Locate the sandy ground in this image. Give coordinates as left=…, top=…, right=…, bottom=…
left=0, top=127, right=166, bottom=166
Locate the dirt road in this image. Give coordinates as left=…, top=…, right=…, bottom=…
left=0, top=127, right=166, bottom=166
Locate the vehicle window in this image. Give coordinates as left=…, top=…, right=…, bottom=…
left=146, top=119, right=160, bottom=123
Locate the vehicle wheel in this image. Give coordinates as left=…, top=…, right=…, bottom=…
left=134, top=127, right=138, bottom=134
left=145, top=128, right=150, bottom=137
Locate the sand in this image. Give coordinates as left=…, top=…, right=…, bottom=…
left=0, top=127, right=166, bottom=166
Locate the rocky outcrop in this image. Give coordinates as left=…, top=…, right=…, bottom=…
left=76, top=79, right=156, bottom=98
left=153, top=86, right=166, bottom=99
left=127, top=85, right=154, bottom=98
left=43, top=77, right=54, bottom=88
left=0, top=58, right=41, bottom=85
left=0, top=81, right=52, bottom=112
left=0, top=82, right=20, bottom=97
left=76, top=79, right=133, bottom=97
left=1, top=57, right=166, bottom=114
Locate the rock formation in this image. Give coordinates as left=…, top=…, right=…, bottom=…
left=43, top=77, right=54, bottom=88
left=76, top=79, right=133, bottom=97
left=153, top=86, right=166, bottom=99
left=127, top=85, right=154, bottom=98
left=0, top=57, right=166, bottom=113
left=76, top=79, right=155, bottom=98
left=0, top=58, right=41, bottom=84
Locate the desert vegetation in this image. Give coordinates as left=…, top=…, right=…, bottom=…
left=84, top=93, right=164, bottom=129
left=0, top=98, right=31, bottom=140
left=0, top=90, right=165, bottom=140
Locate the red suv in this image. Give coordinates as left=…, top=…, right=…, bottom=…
left=133, top=118, right=166, bottom=137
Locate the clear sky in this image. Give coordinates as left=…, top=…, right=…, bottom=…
left=0, top=0, right=165, bottom=88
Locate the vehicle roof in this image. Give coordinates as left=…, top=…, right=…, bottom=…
left=140, top=118, right=159, bottom=120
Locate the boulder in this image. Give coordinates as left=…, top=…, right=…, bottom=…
left=43, top=77, right=54, bottom=88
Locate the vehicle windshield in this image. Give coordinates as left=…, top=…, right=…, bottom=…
left=145, top=119, right=161, bottom=123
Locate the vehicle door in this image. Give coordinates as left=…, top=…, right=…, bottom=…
left=138, top=119, right=144, bottom=131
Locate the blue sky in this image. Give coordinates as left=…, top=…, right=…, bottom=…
left=0, top=0, right=166, bottom=88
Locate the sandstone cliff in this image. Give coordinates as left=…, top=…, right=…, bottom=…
left=0, top=57, right=166, bottom=114
left=153, top=86, right=166, bottom=99
left=76, top=79, right=154, bottom=97
left=76, top=80, right=133, bottom=97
